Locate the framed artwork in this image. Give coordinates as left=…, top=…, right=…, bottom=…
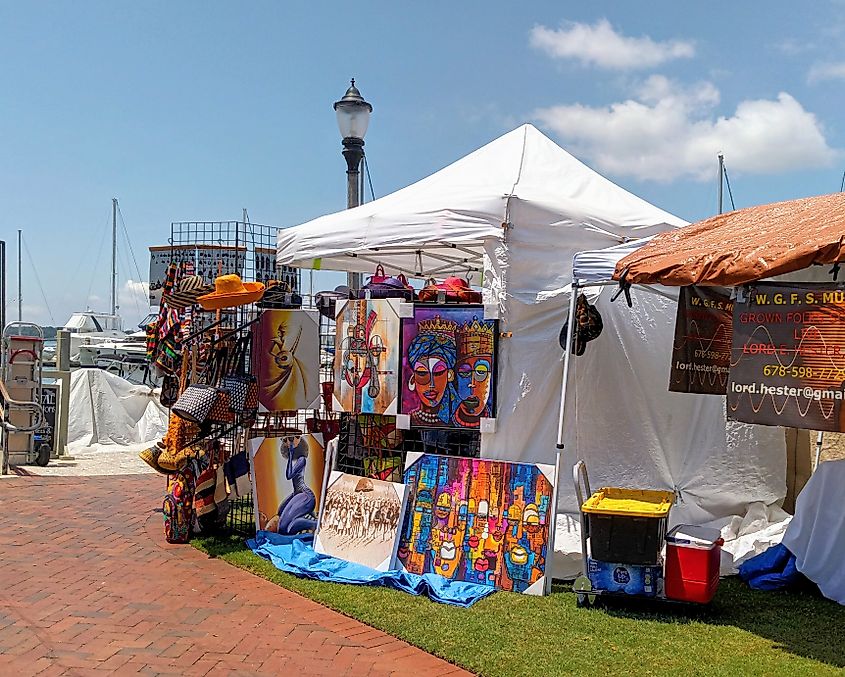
left=314, top=471, right=407, bottom=571
left=399, top=305, right=497, bottom=429
left=397, top=452, right=558, bottom=595
left=249, top=433, right=326, bottom=537
left=254, top=309, right=320, bottom=412
left=333, top=299, right=401, bottom=414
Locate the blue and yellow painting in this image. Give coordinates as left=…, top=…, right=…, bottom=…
left=399, top=306, right=496, bottom=429
left=397, top=453, right=555, bottom=595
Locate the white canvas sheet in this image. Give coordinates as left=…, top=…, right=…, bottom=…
left=782, top=459, right=845, bottom=604
left=67, top=369, right=168, bottom=453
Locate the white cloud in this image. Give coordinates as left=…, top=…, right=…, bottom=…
left=808, top=61, right=845, bottom=83
left=118, top=280, right=151, bottom=325
left=777, top=38, right=816, bottom=55
left=533, top=76, right=837, bottom=182
left=529, top=19, right=694, bottom=70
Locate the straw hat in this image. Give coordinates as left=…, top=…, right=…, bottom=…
left=197, top=274, right=265, bottom=310
left=167, top=275, right=214, bottom=310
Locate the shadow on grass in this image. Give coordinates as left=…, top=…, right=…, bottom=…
left=193, top=533, right=251, bottom=559
left=593, top=577, right=845, bottom=669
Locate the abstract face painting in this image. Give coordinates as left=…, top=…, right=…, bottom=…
left=314, top=472, right=407, bottom=571
left=249, top=433, right=326, bottom=537
left=254, top=309, right=320, bottom=412
left=397, top=453, right=557, bottom=595
left=333, top=299, right=401, bottom=414
left=400, top=306, right=496, bottom=428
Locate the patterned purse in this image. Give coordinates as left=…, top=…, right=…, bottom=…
left=220, top=333, right=258, bottom=419
left=171, top=384, right=218, bottom=424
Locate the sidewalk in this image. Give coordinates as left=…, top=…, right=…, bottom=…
left=0, top=473, right=470, bottom=676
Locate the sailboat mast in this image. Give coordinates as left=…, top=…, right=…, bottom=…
left=17, top=229, right=21, bottom=322
left=111, top=198, right=117, bottom=317
left=717, top=153, right=724, bottom=215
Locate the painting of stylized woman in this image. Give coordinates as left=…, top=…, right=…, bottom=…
left=400, top=314, right=459, bottom=427
left=400, top=307, right=496, bottom=429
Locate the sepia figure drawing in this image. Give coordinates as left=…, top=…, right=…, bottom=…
left=315, top=472, right=405, bottom=570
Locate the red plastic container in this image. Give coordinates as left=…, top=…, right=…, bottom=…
left=664, top=525, right=723, bottom=604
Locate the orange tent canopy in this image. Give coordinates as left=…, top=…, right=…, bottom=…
left=613, top=192, right=845, bottom=286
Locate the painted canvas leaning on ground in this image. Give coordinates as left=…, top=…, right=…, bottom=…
left=314, top=471, right=406, bottom=570
left=399, top=306, right=497, bottom=429
left=249, top=433, right=325, bottom=536
left=333, top=299, right=401, bottom=415
left=398, top=453, right=557, bottom=595
left=254, top=309, right=320, bottom=412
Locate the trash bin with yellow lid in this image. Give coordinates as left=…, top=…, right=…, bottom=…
left=582, top=487, right=675, bottom=565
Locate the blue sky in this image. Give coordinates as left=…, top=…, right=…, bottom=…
left=2, top=1, right=844, bottom=326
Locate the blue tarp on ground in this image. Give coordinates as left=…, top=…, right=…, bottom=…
left=738, top=543, right=802, bottom=591
left=246, top=530, right=497, bottom=608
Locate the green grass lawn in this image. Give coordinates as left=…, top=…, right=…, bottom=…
left=192, top=534, right=845, bottom=677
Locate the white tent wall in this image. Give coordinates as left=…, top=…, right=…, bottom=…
left=569, top=286, right=787, bottom=523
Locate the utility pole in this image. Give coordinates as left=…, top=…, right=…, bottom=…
left=17, top=229, right=22, bottom=322
left=111, top=198, right=118, bottom=317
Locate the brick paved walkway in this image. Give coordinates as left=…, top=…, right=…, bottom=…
left=0, top=474, right=470, bottom=676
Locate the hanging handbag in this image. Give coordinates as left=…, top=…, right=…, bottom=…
left=418, top=276, right=482, bottom=303
left=159, top=373, right=180, bottom=407
left=219, top=333, right=258, bottom=419
left=358, top=264, right=415, bottom=301
left=172, top=341, right=229, bottom=424
left=315, top=285, right=352, bottom=320
left=171, top=384, right=219, bottom=424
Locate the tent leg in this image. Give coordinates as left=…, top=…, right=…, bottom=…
left=556, top=282, right=579, bottom=449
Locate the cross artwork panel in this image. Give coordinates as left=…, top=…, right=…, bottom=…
left=333, top=299, right=401, bottom=414
left=254, top=309, right=320, bottom=412
left=249, top=433, right=326, bottom=537
left=398, top=453, right=556, bottom=595
left=314, top=472, right=407, bottom=571
left=399, top=305, right=496, bottom=429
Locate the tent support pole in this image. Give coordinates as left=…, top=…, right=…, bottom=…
left=556, top=280, right=579, bottom=449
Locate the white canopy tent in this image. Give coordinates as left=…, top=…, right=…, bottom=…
left=279, top=124, right=685, bottom=462
left=279, top=124, right=790, bottom=574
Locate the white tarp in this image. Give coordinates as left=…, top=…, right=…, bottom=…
left=782, top=459, right=845, bottom=604
left=67, top=369, right=168, bottom=453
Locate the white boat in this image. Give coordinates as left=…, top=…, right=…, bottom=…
left=75, top=315, right=156, bottom=385
left=65, top=311, right=128, bottom=363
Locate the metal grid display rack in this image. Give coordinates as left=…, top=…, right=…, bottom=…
left=165, top=220, right=301, bottom=537
left=162, top=222, right=481, bottom=536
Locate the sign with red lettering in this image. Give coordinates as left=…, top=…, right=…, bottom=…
left=727, top=282, right=845, bottom=431
left=669, top=286, right=733, bottom=394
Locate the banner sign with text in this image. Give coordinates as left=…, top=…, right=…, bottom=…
left=148, top=244, right=246, bottom=303
left=727, top=283, right=845, bottom=431
left=669, top=286, right=733, bottom=394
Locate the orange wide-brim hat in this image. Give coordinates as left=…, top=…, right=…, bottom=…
left=197, top=274, right=265, bottom=310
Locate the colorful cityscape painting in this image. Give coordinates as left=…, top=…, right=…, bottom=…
left=397, top=453, right=557, bottom=595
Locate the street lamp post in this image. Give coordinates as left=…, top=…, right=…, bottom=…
left=334, top=79, right=372, bottom=291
